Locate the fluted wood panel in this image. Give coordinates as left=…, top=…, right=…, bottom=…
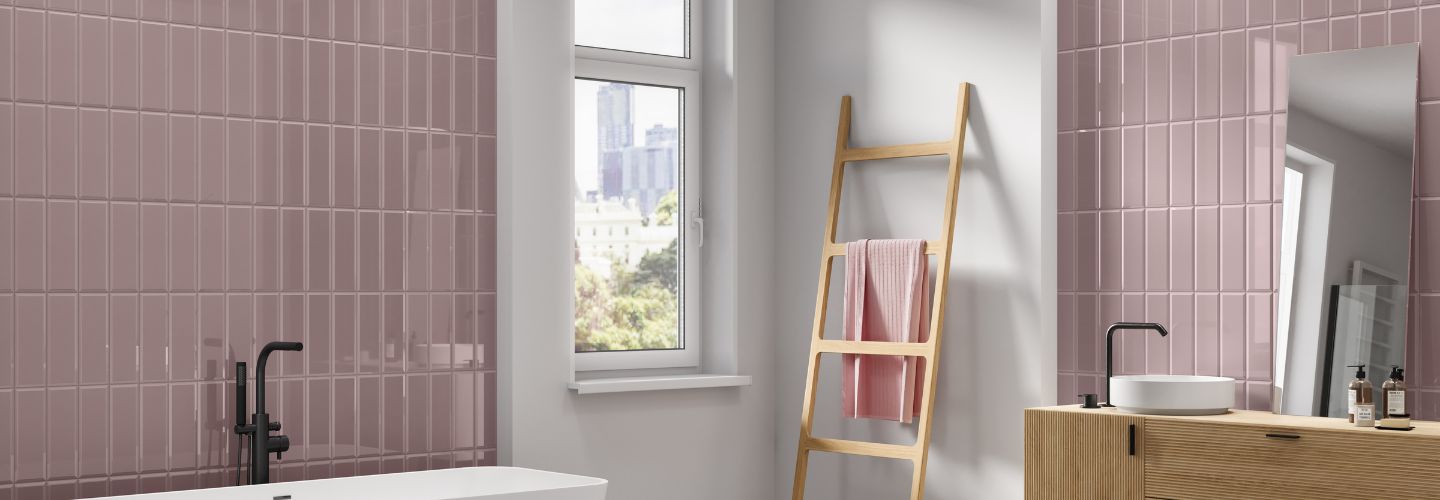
left=1146, top=419, right=1440, bottom=500
left=1024, top=408, right=1144, bottom=500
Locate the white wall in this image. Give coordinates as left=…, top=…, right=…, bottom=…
left=497, top=1, right=779, bottom=499
left=772, top=1, right=1056, bottom=498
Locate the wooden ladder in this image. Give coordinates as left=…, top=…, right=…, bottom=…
left=790, top=84, right=971, bottom=500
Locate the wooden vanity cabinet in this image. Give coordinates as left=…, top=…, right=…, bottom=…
left=1025, top=406, right=1440, bottom=500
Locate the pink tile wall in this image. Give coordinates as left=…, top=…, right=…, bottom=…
left=0, top=0, right=498, bottom=497
left=1058, top=0, right=1440, bottom=417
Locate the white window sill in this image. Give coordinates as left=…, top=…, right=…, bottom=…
left=568, top=374, right=753, bottom=395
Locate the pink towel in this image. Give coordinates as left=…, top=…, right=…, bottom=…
left=842, top=239, right=930, bottom=422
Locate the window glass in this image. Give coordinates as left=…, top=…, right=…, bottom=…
left=575, top=0, right=689, bottom=58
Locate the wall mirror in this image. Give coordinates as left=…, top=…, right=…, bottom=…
left=1273, top=44, right=1419, bottom=417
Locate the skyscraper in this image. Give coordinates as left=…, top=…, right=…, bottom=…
left=596, top=83, right=633, bottom=200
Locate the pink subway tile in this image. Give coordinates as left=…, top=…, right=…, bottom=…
left=336, top=43, right=357, bottom=124
left=1249, top=29, right=1273, bottom=114
left=139, top=294, right=168, bottom=381
left=14, top=200, right=45, bottom=291
left=1146, top=294, right=1170, bottom=374
left=79, top=16, right=108, bottom=107
left=358, top=295, right=382, bottom=373
left=0, top=9, right=10, bottom=100
left=382, top=48, right=405, bottom=128
left=1424, top=104, right=1440, bottom=196
left=335, top=210, right=357, bottom=291
left=335, top=295, right=357, bottom=373
left=1219, top=0, right=1246, bottom=28
left=406, top=212, right=430, bottom=291
left=1059, top=295, right=1077, bottom=372
left=1194, top=206, right=1220, bottom=291
left=1123, top=127, right=1145, bottom=208
left=1247, top=294, right=1272, bottom=381
left=1077, top=49, right=1098, bottom=130
left=280, top=36, right=304, bottom=121
left=335, top=0, right=357, bottom=41
left=308, top=40, right=332, bottom=122
left=432, top=53, right=453, bottom=131
left=432, top=135, right=455, bottom=210
left=170, top=295, right=198, bottom=381
left=110, top=385, right=139, bottom=473
left=1419, top=200, right=1440, bottom=291
left=48, top=13, right=79, bottom=104
left=308, top=125, right=331, bottom=207
left=229, top=0, right=253, bottom=29
left=1145, top=0, right=1168, bottom=38
left=47, top=388, right=78, bottom=479
left=110, top=203, right=140, bottom=291
left=1331, top=15, right=1359, bottom=51
left=1219, top=205, right=1246, bottom=291
left=1059, top=133, right=1077, bottom=212
left=48, top=107, right=79, bottom=198
left=111, top=110, right=141, bottom=200
left=474, top=0, right=492, bottom=57
left=281, top=208, right=305, bottom=291
left=15, top=390, right=45, bottom=481
left=78, top=109, right=109, bottom=199
left=1169, top=208, right=1192, bottom=292
left=433, top=0, right=455, bottom=51
left=1273, top=24, right=1299, bottom=111
left=1076, top=294, right=1099, bottom=373
left=255, top=0, right=280, bottom=32
left=407, top=131, right=432, bottom=210
left=171, top=0, right=196, bottom=22
left=407, top=50, right=429, bottom=128
left=358, top=129, right=382, bottom=209
left=13, top=10, right=44, bottom=102
left=454, top=0, right=478, bottom=53
left=170, top=385, right=197, bottom=469
left=1248, top=116, right=1272, bottom=203
left=1393, top=8, right=1418, bottom=44
left=1300, top=20, right=1329, bottom=54
left=229, top=120, right=255, bottom=203
left=1101, top=212, right=1123, bottom=292
left=1099, top=49, right=1124, bottom=125
left=1249, top=0, right=1274, bottom=25
left=48, top=201, right=78, bottom=292
left=172, top=26, right=200, bottom=113
left=1145, top=41, right=1169, bottom=123
left=198, top=28, right=225, bottom=115
left=1196, top=0, right=1220, bottom=31
left=228, top=295, right=255, bottom=370
left=1173, top=0, right=1196, bottom=34
left=1361, top=0, right=1386, bottom=10
left=1302, top=0, right=1329, bottom=18
left=308, top=378, right=332, bottom=459
left=1219, top=31, right=1245, bottom=117
left=1334, top=0, right=1359, bottom=15
left=78, top=202, right=107, bottom=291
left=407, top=0, right=430, bottom=48
left=170, top=116, right=198, bottom=202
left=138, top=385, right=167, bottom=472
left=15, top=104, right=45, bottom=196
left=0, top=201, right=8, bottom=292
left=1194, top=293, right=1220, bottom=375
left=229, top=207, right=254, bottom=291
left=139, top=113, right=169, bottom=201
left=1119, top=294, right=1147, bottom=375
left=1359, top=13, right=1387, bottom=47
left=382, top=374, right=404, bottom=453
left=47, top=295, right=77, bottom=386
left=1077, top=130, right=1099, bottom=210
left=1194, top=120, right=1219, bottom=204
left=77, top=387, right=107, bottom=477
left=335, top=127, right=357, bottom=208
left=139, top=204, right=168, bottom=292
left=15, top=295, right=45, bottom=387
left=478, top=216, right=495, bottom=291
left=197, top=206, right=225, bottom=291
left=308, top=0, right=331, bottom=37
left=1146, top=210, right=1169, bottom=290
left=1059, top=53, right=1076, bottom=132
left=1170, top=123, right=1194, bottom=205
left=256, top=34, right=281, bottom=119
left=309, top=209, right=332, bottom=290
left=280, top=0, right=304, bottom=35
left=1079, top=0, right=1099, bottom=46
left=1195, top=33, right=1219, bottom=119
left=433, top=213, right=455, bottom=291
left=406, top=374, right=430, bottom=453
left=1145, top=125, right=1168, bottom=207
left=1075, top=214, right=1097, bottom=292
left=256, top=121, right=282, bottom=205
left=1218, top=118, right=1245, bottom=204
left=255, top=207, right=281, bottom=291
left=228, top=32, right=255, bottom=116
left=1169, top=294, right=1195, bottom=374
left=358, top=45, right=382, bottom=126
left=1219, top=293, right=1245, bottom=379
left=1119, top=44, right=1142, bottom=125
left=1423, top=7, right=1440, bottom=98
left=456, top=214, right=477, bottom=291
left=281, top=122, right=306, bottom=205
left=0, top=104, right=10, bottom=196
left=359, top=211, right=382, bottom=291
left=1101, top=129, right=1122, bottom=209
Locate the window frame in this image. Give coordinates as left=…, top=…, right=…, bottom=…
left=572, top=3, right=703, bottom=372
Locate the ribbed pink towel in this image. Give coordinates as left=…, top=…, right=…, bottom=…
left=842, top=239, right=929, bottom=422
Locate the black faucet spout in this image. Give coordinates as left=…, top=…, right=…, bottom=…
left=244, top=341, right=303, bottom=485
left=1104, top=322, right=1169, bottom=407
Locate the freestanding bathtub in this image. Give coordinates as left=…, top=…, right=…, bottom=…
left=96, top=467, right=607, bottom=500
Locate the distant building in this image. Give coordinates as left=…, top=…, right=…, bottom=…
left=574, top=198, right=677, bottom=278
left=596, top=84, right=633, bottom=200
left=622, top=124, right=679, bottom=216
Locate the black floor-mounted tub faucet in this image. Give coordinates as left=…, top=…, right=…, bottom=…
left=235, top=341, right=304, bottom=485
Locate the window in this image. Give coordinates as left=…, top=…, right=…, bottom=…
left=573, top=1, right=701, bottom=371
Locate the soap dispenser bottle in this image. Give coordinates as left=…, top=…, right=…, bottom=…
left=1382, top=366, right=1407, bottom=417
left=1347, top=364, right=1373, bottom=423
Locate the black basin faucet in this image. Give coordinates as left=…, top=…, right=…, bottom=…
left=1104, top=322, right=1168, bottom=407
left=235, top=341, right=303, bottom=485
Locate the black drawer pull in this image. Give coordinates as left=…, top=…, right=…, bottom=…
left=1264, top=433, right=1301, bottom=440
left=1128, top=424, right=1136, bottom=455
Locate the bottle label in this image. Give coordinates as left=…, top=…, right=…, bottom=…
left=1387, top=390, right=1406, bottom=415
left=1348, top=389, right=1357, bottom=416
left=1356, top=405, right=1376, bottom=425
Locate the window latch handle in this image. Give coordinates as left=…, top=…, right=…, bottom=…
left=692, top=211, right=705, bottom=247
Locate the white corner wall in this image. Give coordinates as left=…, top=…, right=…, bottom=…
left=497, top=1, right=779, bottom=499
left=773, top=1, right=1057, bottom=499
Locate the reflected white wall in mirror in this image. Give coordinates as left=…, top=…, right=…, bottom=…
left=1274, top=44, right=1419, bottom=417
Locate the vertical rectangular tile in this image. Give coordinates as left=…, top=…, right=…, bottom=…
left=455, top=55, right=477, bottom=133
left=1249, top=28, right=1273, bottom=114
left=47, top=295, right=77, bottom=386
left=110, top=295, right=139, bottom=383
left=171, top=295, right=198, bottom=381
left=14, top=200, right=44, bottom=291
left=16, top=390, right=45, bottom=480
left=48, top=388, right=78, bottom=479
left=139, top=385, right=167, bottom=472
left=78, top=296, right=110, bottom=384
left=1248, top=294, right=1273, bottom=380
left=229, top=207, right=254, bottom=290
left=78, top=387, right=107, bottom=478
left=1195, top=33, right=1219, bottom=119
left=78, top=109, right=109, bottom=199
left=382, top=374, right=404, bottom=454
left=0, top=200, right=9, bottom=292
left=228, top=32, right=255, bottom=116
left=139, top=204, right=168, bottom=291
left=1219, top=205, right=1246, bottom=291
left=48, top=107, right=78, bottom=198
left=15, top=105, right=45, bottom=196
left=139, top=113, right=168, bottom=202
left=308, top=209, right=332, bottom=290
left=48, top=201, right=78, bottom=291
left=170, top=385, right=197, bottom=469
left=281, top=122, right=306, bottom=205
left=79, top=16, right=109, bottom=107
left=1101, top=129, right=1122, bottom=209
left=281, top=208, right=305, bottom=291
left=431, top=53, right=453, bottom=130
left=1219, top=118, right=1246, bottom=204
left=1123, top=127, right=1145, bottom=208
left=407, top=50, right=429, bottom=128
left=308, top=125, right=331, bottom=207
left=1301, top=19, right=1329, bottom=54
left=140, top=294, right=169, bottom=382
left=1196, top=0, right=1220, bottom=31
left=198, top=206, right=225, bottom=291
left=308, top=378, right=332, bottom=459
left=1077, top=131, right=1099, bottom=211
left=1122, top=43, right=1145, bottom=126
left=1077, top=49, right=1098, bottom=131
left=198, top=28, right=226, bottom=115
left=1194, top=293, right=1220, bottom=376
left=1145, top=125, right=1168, bottom=207
left=1060, top=134, right=1078, bottom=213
left=1100, top=212, right=1123, bottom=291
left=1099, top=46, right=1122, bottom=128
left=256, top=121, right=282, bottom=205
left=1220, top=293, right=1246, bottom=379
left=1194, top=120, right=1219, bottom=205
left=382, top=48, right=405, bottom=128
left=1219, top=30, right=1246, bottom=117
left=1123, top=210, right=1147, bottom=291
left=256, top=207, right=281, bottom=291
left=111, top=110, right=140, bottom=200
left=1145, top=40, right=1169, bottom=123
left=1359, top=12, right=1387, bottom=48
left=309, top=40, right=333, bottom=122
left=255, top=34, right=280, bottom=119
left=1194, top=206, right=1220, bottom=291
left=47, top=13, right=78, bottom=104
left=1169, top=123, right=1194, bottom=206
left=1171, top=208, right=1195, bottom=291
left=13, top=10, right=44, bottom=102
left=170, top=205, right=197, bottom=291
left=280, top=36, right=304, bottom=120
left=309, top=294, right=332, bottom=375
left=1146, top=210, right=1169, bottom=291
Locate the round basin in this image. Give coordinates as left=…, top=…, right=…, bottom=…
left=1111, top=375, right=1235, bottom=415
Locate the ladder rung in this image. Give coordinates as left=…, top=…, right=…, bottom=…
left=824, top=240, right=944, bottom=257
left=813, top=339, right=932, bottom=358
left=840, top=141, right=951, bottom=161
left=804, top=437, right=917, bottom=461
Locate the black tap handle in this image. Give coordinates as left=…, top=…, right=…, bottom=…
left=269, top=421, right=282, bottom=432
left=268, top=434, right=291, bottom=459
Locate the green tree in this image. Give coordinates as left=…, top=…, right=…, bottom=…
left=653, top=190, right=679, bottom=226
left=574, top=240, right=681, bottom=351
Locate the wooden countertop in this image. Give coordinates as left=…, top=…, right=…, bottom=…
left=1027, top=405, right=1440, bottom=438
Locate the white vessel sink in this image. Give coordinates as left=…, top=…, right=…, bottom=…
left=1111, top=375, right=1236, bottom=415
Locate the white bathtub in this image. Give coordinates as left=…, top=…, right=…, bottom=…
left=97, top=467, right=607, bottom=500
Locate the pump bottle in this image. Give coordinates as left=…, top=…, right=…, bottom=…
left=1347, top=364, right=1373, bottom=423
left=1382, top=366, right=1407, bottom=417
